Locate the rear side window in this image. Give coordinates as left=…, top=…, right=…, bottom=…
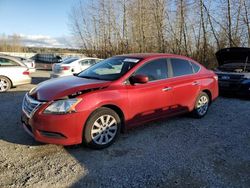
left=0, top=58, right=20, bottom=66
left=170, top=58, right=193, bottom=77
left=191, top=62, right=200, bottom=73
left=135, top=58, right=168, bottom=81
left=80, top=59, right=96, bottom=66
left=95, top=59, right=102, bottom=63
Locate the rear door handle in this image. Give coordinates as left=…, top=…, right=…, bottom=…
left=162, top=87, right=172, bottom=91
left=192, top=81, right=200, bottom=86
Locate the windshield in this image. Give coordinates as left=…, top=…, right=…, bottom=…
left=62, top=58, right=79, bottom=64
left=77, top=56, right=141, bottom=80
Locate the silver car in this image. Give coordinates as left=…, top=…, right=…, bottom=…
left=50, top=57, right=102, bottom=78
left=0, top=55, right=31, bottom=92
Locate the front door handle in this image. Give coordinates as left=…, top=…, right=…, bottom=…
left=162, top=87, right=172, bottom=91
left=192, top=81, right=200, bottom=86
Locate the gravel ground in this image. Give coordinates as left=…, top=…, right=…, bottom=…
left=0, top=70, right=249, bottom=188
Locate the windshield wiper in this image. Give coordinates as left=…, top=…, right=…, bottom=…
left=78, top=75, right=102, bottom=80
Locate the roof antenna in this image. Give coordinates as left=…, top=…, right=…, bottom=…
left=243, top=56, right=248, bottom=72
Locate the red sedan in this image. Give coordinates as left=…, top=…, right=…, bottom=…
left=21, top=54, right=218, bottom=149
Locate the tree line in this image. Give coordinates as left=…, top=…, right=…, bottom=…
left=69, top=0, right=250, bottom=68
left=0, top=34, right=24, bottom=52
left=0, top=34, right=81, bottom=54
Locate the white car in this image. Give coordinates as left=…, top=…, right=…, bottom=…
left=0, top=55, right=31, bottom=92
left=16, top=57, right=36, bottom=72
left=50, top=57, right=102, bottom=78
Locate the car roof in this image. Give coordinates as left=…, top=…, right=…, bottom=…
left=78, top=57, right=99, bottom=60
left=115, top=53, right=194, bottom=61
left=0, top=55, right=26, bottom=66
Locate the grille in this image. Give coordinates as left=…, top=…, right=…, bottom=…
left=22, top=93, right=43, bottom=118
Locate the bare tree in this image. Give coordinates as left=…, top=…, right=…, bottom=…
left=68, top=0, right=250, bottom=67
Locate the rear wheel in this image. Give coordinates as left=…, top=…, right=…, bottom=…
left=0, top=76, right=11, bottom=92
left=83, top=107, right=121, bottom=149
left=192, top=92, right=210, bottom=118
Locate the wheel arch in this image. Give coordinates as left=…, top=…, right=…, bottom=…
left=202, top=89, right=212, bottom=104
left=0, top=75, right=13, bottom=87
left=101, top=104, right=126, bottom=132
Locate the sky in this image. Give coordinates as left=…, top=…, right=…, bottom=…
left=0, top=0, right=79, bottom=48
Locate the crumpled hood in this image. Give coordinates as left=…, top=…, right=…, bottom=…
left=29, top=76, right=111, bottom=101
left=216, top=47, right=250, bottom=66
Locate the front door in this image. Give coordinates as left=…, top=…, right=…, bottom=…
left=126, top=58, right=174, bottom=127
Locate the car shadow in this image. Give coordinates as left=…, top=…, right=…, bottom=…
left=65, top=114, right=208, bottom=187
left=31, top=77, right=49, bottom=84
left=219, top=92, right=250, bottom=100
left=0, top=91, right=42, bottom=146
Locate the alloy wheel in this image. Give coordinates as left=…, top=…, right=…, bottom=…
left=0, top=78, right=9, bottom=92
left=196, top=95, right=209, bottom=116
left=91, top=115, right=118, bottom=145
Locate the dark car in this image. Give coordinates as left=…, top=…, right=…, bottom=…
left=215, top=47, right=250, bottom=96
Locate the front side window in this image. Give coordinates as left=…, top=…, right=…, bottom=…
left=0, top=58, right=19, bottom=66
left=170, top=58, right=193, bottom=77
left=78, top=57, right=141, bottom=80
left=134, top=58, right=168, bottom=81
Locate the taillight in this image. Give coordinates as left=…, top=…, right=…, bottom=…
left=62, top=66, right=70, bottom=70
left=23, top=70, right=30, bottom=75
left=213, top=75, right=218, bottom=81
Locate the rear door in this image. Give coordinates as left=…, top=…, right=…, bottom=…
left=126, top=58, right=174, bottom=126
left=168, top=58, right=201, bottom=111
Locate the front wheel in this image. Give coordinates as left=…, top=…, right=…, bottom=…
left=83, top=107, right=121, bottom=149
left=192, top=92, right=210, bottom=118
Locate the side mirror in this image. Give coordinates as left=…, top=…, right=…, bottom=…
left=129, top=74, right=149, bottom=84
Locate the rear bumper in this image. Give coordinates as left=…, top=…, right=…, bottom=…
left=28, top=68, right=36, bottom=73
left=13, top=77, right=31, bottom=86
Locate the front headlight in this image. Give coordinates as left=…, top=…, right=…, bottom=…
left=44, top=98, right=82, bottom=114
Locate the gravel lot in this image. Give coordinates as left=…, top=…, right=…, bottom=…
left=0, top=70, right=249, bottom=188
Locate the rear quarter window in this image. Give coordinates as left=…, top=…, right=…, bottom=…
left=191, top=62, right=201, bottom=73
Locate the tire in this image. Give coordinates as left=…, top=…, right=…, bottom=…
left=0, top=76, right=11, bottom=92
left=192, top=92, right=210, bottom=118
left=83, top=107, right=121, bottom=149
